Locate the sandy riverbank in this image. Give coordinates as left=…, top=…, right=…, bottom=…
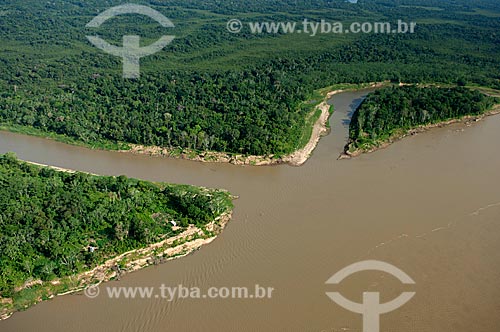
left=23, top=161, right=96, bottom=174
left=340, top=104, right=500, bottom=159
left=0, top=83, right=385, bottom=167
left=280, top=89, right=345, bottom=166
left=0, top=161, right=234, bottom=320
left=123, top=83, right=386, bottom=166
left=122, top=88, right=347, bottom=167
left=0, top=212, right=232, bottom=321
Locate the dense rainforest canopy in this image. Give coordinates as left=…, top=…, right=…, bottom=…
left=348, top=86, right=499, bottom=150
left=0, top=0, right=499, bottom=155
left=0, top=153, right=233, bottom=297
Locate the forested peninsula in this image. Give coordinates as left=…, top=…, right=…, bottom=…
left=344, top=86, right=500, bottom=156
left=0, top=153, right=234, bottom=319
left=1, top=0, right=499, bottom=164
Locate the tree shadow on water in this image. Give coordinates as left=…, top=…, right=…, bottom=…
left=341, top=95, right=367, bottom=127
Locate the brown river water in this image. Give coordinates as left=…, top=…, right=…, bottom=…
left=1, top=89, right=499, bottom=332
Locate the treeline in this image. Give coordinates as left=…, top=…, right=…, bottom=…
left=348, top=86, right=498, bottom=150
left=0, top=70, right=310, bottom=155
left=0, top=0, right=499, bottom=156
left=0, top=153, right=233, bottom=297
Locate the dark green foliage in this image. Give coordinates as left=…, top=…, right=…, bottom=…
left=349, top=86, right=497, bottom=148
left=0, top=1, right=499, bottom=155
left=0, top=153, right=233, bottom=296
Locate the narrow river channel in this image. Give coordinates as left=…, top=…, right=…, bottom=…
left=1, top=89, right=499, bottom=332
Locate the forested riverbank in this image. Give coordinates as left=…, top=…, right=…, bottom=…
left=1, top=0, right=499, bottom=159
left=0, top=83, right=377, bottom=166
left=0, top=154, right=234, bottom=319
left=343, top=86, right=500, bottom=157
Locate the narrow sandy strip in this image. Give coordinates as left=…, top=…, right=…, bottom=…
left=1, top=213, right=232, bottom=321
left=23, top=161, right=96, bottom=174
left=124, top=83, right=385, bottom=166
left=1, top=84, right=383, bottom=167
left=283, top=82, right=386, bottom=165
left=123, top=92, right=338, bottom=166
left=281, top=90, right=339, bottom=166
left=0, top=161, right=233, bottom=320
left=68, top=212, right=232, bottom=291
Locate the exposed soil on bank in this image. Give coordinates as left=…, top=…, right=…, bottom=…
left=123, top=83, right=386, bottom=166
